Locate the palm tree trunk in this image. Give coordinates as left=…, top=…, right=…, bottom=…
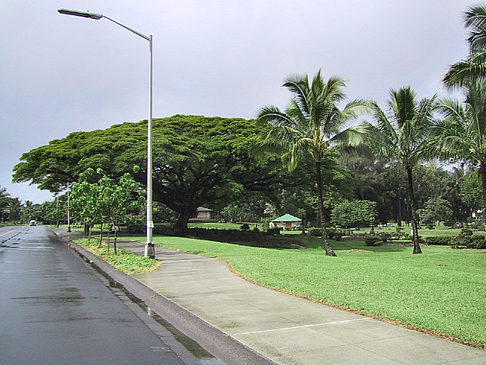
left=479, top=162, right=486, bottom=229
left=406, top=167, right=422, bottom=254
left=315, top=162, right=336, bottom=257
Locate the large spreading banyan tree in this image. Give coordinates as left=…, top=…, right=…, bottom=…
left=13, top=115, right=283, bottom=231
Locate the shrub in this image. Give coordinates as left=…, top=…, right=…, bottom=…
left=266, top=227, right=281, bottom=235
left=240, top=223, right=250, bottom=232
left=378, top=232, right=392, bottom=242
left=365, top=236, right=381, bottom=246
left=471, top=235, right=486, bottom=249
left=460, top=228, right=473, bottom=237
left=424, top=236, right=452, bottom=245
left=452, top=234, right=486, bottom=249
left=126, top=221, right=145, bottom=233
left=327, top=228, right=346, bottom=241
left=392, top=226, right=408, bottom=240
left=308, top=228, right=322, bottom=237
left=153, top=224, right=176, bottom=236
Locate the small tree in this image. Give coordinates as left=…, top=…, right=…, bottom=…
left=70, top=169, right=101, bottom=242
left=417, top=197, right=454, bottom=228
left=71, top=169, right=144, bottom=253
left=98, top=172, right=144, bottom=253
left=331, top=200, right=377, bottom=229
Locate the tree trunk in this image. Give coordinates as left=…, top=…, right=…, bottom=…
left=84, top=223, right=89, bottom=235
left=397, top=196, right=402, bottom=227
left=99, top=223, right=104, bottom=247
left=114, top=228, right=118, bottom=255
left=174, top=210, right=191, bottom=233
left=479, top=162, right=486, bottom=229
left=315, top=162, right=336, bottom=257
left=406, top=167, right=422, bottom=254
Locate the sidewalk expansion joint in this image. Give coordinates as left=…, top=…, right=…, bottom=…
left=164, top=258, right=216, bottom=263
left=234, top=317, right=372, bottom=335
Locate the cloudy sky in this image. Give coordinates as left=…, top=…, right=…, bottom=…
left=1, top=0, right=475, bottom=203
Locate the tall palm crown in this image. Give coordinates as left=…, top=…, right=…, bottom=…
left=465, top=4, right=486, bottom=52
left=434, top=80, right=486, bottom=215
left=257, top=70, right=366, bottom=256
left=436, top=81, right=486, bottom=164
left=257, top=71, right=365, bottom=170
left=444, top=4, right=486, bottom=87
left=366, top=87, right=437, bottom=254
left=368, top=88, right=437, bottom=168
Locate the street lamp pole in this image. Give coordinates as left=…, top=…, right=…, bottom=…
left=67, top=183, right=71, bottom=232
left=58, top=8, right=155, bottom=258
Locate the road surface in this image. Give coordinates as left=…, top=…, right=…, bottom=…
left=0, top=225, right=223, bottom=365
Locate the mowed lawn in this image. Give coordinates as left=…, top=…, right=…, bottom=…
left=125, top=234, right=486, bottom=347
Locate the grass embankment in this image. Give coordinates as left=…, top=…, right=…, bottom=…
left=123, top=233, right=485, bottom=347
left=74, top=238, right=160, bottom=275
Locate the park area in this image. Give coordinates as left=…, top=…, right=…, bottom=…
left=7, top=2, right=486, bottom=355
left=99, top=223, right=486, bottom=349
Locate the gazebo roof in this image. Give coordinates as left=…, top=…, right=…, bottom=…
left=271, top=214, right=302, bottom=222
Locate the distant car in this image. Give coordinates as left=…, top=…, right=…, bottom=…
left=29, top=220, right=36, bottom=226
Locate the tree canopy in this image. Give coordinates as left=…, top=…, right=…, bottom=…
left=13, top=115, right=283, bottom=230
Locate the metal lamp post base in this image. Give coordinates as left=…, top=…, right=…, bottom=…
left=144, top=243, right=155, bottom=258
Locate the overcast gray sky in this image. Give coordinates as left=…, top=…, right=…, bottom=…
left=1, top=0, right=475, bottom=203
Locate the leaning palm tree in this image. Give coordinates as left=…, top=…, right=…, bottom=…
left=256, top=70, right=367, bottom=256
left=433, top=80, right=486, bottom=222
left=444, top=4, right=486, bottom=87
left=365, top=87, right=437, bottom=254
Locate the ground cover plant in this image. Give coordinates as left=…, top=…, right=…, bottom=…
left=122, top=233, right=486, bottom=348
left=74, top=238, right=160, bottom=275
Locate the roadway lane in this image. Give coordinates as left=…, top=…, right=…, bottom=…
left=0, top=225, right=202, bottom=365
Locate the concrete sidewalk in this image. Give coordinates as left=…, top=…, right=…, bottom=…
left=59, top=230, right=486, bottom=364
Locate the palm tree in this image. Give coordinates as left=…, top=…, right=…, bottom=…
left=257, top=70, right=367, bottom=256
left=444, top=4, right=486, bottom=87
left=0, top=186, right=9, bottom=199
left=433, top=80, right=486, bottom=222
left=365, top=87, right=437, bottom=254
left=465, top=4, right=486, bottom=52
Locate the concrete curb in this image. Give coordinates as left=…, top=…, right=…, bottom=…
left=53, top=231, right=277, bottom=365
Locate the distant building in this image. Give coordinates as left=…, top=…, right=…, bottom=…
left=270, top=214, right=302, bottom=230
left=193, top=207, right=214, bottom=220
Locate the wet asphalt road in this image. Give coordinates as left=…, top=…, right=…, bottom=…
left=0, top=225, right=214, bottom=365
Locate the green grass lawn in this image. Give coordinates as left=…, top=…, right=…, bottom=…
left=123, top=233, right=486, bottom=347
left=370, top=224, right=465, bottom=237
left=188, top=222, right=267, bottom=230
left=188, top=222, right=244, bottom=230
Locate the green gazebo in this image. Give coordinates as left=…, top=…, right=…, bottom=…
left=270, top=214, right=302, bottom=230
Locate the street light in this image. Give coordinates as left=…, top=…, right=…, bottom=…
left=67, top=183, right=71, bottom=232
left=58, top=8, right=155, bottom=258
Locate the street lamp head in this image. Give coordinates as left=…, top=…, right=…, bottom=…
left=58, top=9, right=103, bottom=20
